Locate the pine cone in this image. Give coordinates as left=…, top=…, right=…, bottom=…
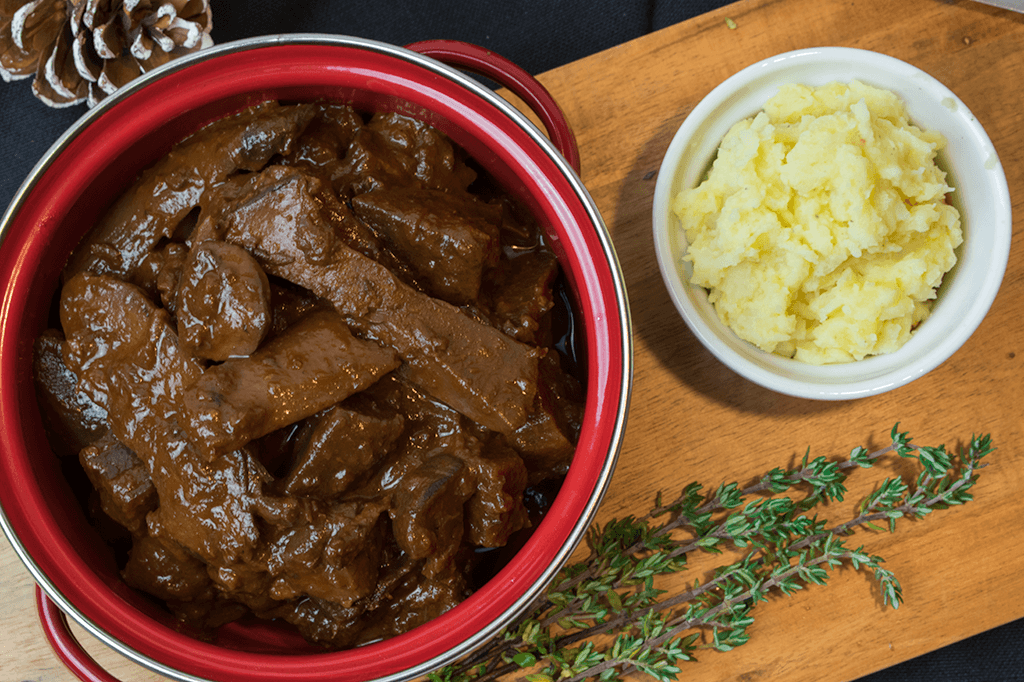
left=0, top=0, right=213, bottom=107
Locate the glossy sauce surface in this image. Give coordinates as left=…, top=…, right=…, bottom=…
left=33, top=101, right=584, bottom=648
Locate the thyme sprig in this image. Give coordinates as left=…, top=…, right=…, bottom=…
left=431, top=425, right=994, bottom=682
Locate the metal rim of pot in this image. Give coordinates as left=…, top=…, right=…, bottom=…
left=0, top=34, right=633, bottom=682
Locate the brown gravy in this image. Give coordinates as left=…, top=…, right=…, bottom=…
left=32, top=101, right=584, bottom=648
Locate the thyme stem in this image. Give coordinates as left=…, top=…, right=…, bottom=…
left=432, top=427, right=993, bottom=682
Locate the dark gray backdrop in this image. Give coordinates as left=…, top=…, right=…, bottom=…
left=1, top=1, right=1020, bottom=680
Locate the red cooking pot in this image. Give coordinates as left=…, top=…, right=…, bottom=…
left=0, top=35, right=631, bottom=682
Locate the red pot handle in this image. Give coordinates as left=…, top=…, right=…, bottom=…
left=405, top=39, right=581, bottom=175
left=36, top=586, right=122, bottom=682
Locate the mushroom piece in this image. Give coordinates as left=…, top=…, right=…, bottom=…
left=176, top=240, right=272, bottom=361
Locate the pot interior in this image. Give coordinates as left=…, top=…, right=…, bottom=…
left=0, top=37, right=627, bottom=682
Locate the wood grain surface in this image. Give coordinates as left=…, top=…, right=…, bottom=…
left=2, top=0, right=1022, bottom=680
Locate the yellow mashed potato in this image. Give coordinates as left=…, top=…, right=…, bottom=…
left=673, top=80, right=962, bottom=364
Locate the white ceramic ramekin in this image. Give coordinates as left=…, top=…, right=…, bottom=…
left=652, top=46, right=1011, bottom=400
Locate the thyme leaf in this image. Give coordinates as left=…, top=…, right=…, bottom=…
left=430, top=426, right=994, bottom=682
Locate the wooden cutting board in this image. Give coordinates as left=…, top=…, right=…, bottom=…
left=3, top=0, right=1022, bottom=680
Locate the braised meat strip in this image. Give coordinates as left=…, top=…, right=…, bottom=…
left=182, top=309, right=400, bottom=460
left=201, top=164, right=540, bottom=436
left=64, top=102, right=316, bottom=282
left=59, top=272, right=294, bottom=566
left=350, top=186, right=501, bottom=304
left=78, top=432, right=157, bottom=534
left=34, top=101, right=584, bottom=650
left=32, top=329, right=108, bottom=458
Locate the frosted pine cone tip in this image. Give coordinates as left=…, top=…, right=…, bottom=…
left=0, top=0, right=213, bottom=107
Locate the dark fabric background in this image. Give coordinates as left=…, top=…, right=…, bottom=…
left=2, top=1, right=1022, bottom=680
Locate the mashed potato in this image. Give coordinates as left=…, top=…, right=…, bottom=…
left=673, top=80, right=962, bottom=364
